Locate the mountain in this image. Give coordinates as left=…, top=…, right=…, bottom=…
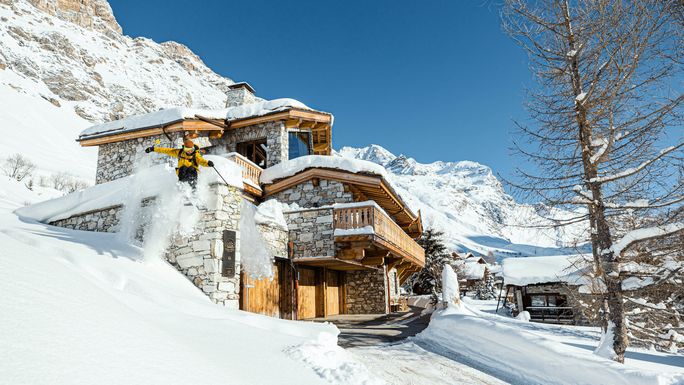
left=0, top=0, right=235, bottom=179
left=338, top=145, right=588, bottom=258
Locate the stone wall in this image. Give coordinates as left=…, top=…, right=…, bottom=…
left=283, top=207, right=335, bottom=258
left=271, top=180, right=353, bottom=208
left=50, top=205, right=121, bottom=232
left=95, top=132, right=183, bottom=184
left=210, top=121, right=288, bottom=168
left=345, top=267, right=388, bottom=314
left=165, top=184, right=243, bottom=307
left=257, top=223, right=288, bottom=259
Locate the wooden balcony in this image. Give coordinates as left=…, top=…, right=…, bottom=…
left=226, top=152, right=263, bottom=196
left=333, top=203, right=425, bottom=276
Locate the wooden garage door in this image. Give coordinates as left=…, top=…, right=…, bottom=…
left=297, top=268, right=317, bottom=319
left=326, top=270, right=341, bottom=316
left=241, top=263, right=280, bottom=318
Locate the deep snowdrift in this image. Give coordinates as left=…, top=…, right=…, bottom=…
left=0, top=177, right=379, bottom=385
left=415, top=300, right=684, bottom=385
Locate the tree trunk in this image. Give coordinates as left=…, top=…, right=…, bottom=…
left=561, top=0, right=627, bottom=362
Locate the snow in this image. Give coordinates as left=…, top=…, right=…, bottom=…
left=0, top=69, right=97, bottom=179
left=0, top=175, right=64, bottom=211
left=610, top=223, right=684, bottom=256
left=576, top=92, right=588, bottom=103
left=501, top=254, right=588, bottom=286
left=79, top=99, right=316, bottom=140
left=260, top=155, right=390, bottom=184
left=240, top=200, right=275, bottom=279
left=338, top=144, right=589, bottom=259
left=460, top=260, right=487, bottom=280
left=334, top=226, right=375, bottom=237
left=255, top=199, right=288, bottom=230
left=16, top=155, right=243, bottom=223
left=416, top=299, right=684, bottom=385
left=594, top=321, right=618, bottom=360
left=441, top=265, right=460, bottom=306
left=590, top=137, right=609, bottom=164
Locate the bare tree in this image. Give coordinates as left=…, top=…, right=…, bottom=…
left=2, top=154, right=36, bottom=182
left=502, top=0, right=683, bottom=362
left=49, top=172, right=89, bottom=193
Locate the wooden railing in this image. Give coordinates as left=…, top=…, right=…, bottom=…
left=226, top=152, right=262, bottom=188
left=333, top=203, right=425, bottom=265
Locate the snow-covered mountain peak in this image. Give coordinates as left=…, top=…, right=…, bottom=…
left=25, top=0, right=122, bottom=35
left=338, top=144, right=587, bottom=258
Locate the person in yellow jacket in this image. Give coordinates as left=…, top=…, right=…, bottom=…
left=145, top=137, right=214, bottom=188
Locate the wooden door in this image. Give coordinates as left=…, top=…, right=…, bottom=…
left=297, top=268, right=317, bottom=319
left=325, top=270, right=341, bottom=316
left=241, top=263, right=280, bottom=318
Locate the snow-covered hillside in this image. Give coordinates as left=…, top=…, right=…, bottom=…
left=0, top=0, right=236, bottom=179
left=338, top=145, right=589, bottom=258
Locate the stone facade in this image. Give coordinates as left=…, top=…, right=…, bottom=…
left=95, top=132, right=183, bottom=184
left=271, top=180, right=353, bottom=208
left=209, top=121, right=288, bottom=168
left=94, top=121, right=291, bottom=184
left=257, top=223, right=288, bottom=259
left=283, top=207, right=335, bottom=258
left=345, top=267, right=388, bottom=314
left=165, top=184, right=243, bottom=307
left=225, top=86, right=257, bottom=107
left=50, top=205, right=121, bottom=232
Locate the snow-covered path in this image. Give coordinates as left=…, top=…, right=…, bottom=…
left=351, top=341, right=509, bottom=385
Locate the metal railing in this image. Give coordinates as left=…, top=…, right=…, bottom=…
left=333, top=203, right=425, bottom=265
left=226, top=152, right=262, bottom=188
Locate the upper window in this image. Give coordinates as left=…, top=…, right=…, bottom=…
left=236, top=139, right=268, bottom=168
left=288, top=131, right=312, bottom=160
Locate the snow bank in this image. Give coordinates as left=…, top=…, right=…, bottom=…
left=501, top=254, right=587, bottom=286
left=255, top=199, right=288, bottom=230
left=79, top=98, right=316, bottom=140
left=418, top=302, right=681, bottom=385
left=260, top=155, right=389, bottom=184
left=441, top=265, right=460, bottom=306
left=16, top=155, right=243, bottom=223
left=0, top=210, right=344, bottom=385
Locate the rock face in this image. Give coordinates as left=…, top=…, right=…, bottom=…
left=0, top=0, right=234, bottom=123
left=27, top=0, right=122, bottom=35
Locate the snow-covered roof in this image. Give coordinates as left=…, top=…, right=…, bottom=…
left=501, top=255, right=588, bottom=286
left=260, top=155, right=389, bottom=184
left=78, top=98, right=316, bottom=140
left=462, top=261, right=487, bottom=280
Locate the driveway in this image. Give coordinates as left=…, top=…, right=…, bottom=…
left=313, top=306, right=431, bottom=348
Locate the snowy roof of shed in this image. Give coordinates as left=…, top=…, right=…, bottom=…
left=501, top=255, right=589, bottom=286
left=78, top=98, right=319, bottom=141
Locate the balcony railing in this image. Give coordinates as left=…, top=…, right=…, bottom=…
left=226, top=152, right=262, bottom=189
left=333, top=202, right=425, bottom=266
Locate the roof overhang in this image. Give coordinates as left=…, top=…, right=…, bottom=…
left=263, top=167, right=423, bottom=237
left=78, top=108, right=333, bottom=155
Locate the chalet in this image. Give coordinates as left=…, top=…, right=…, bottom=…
left=498, top=255, right=597, bottom=325
left=42, top=82, right=425, bottom=320
left=453, top=252, right=490, bottom=293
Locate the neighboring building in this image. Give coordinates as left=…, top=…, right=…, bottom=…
left=39, top=82, right=425, bottom=320
left=499, top=255, right=597, bottom=326
left=453, top=252, right=489, bottom=293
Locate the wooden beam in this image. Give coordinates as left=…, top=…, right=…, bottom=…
left=285, top=118, right=302, bottom=128
left=194, top=114, right=230, bottom=130
left=300, top=121, right=316, bottom=129
left=337, top=248, right=365, bottom=260
left=360, top=256, right=385, bottom=266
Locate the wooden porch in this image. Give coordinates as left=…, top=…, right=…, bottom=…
left=225, top=152, right=263, bottom=197
left=332, top=203, right=425, bottom=283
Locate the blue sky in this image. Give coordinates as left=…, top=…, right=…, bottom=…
left=109, top=0, right=531, bottom=180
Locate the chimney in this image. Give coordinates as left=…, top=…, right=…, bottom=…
left=225, top=82, right=257, bottom=107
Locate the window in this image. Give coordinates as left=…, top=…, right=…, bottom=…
left=531, top=295, right=546, bottom=307
left=236, top=139, right=267, bottom=167
left=288, top=131, right=312, bottom=160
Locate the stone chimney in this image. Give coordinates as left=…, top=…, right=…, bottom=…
left=225, top=82, right=257, bottom=108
